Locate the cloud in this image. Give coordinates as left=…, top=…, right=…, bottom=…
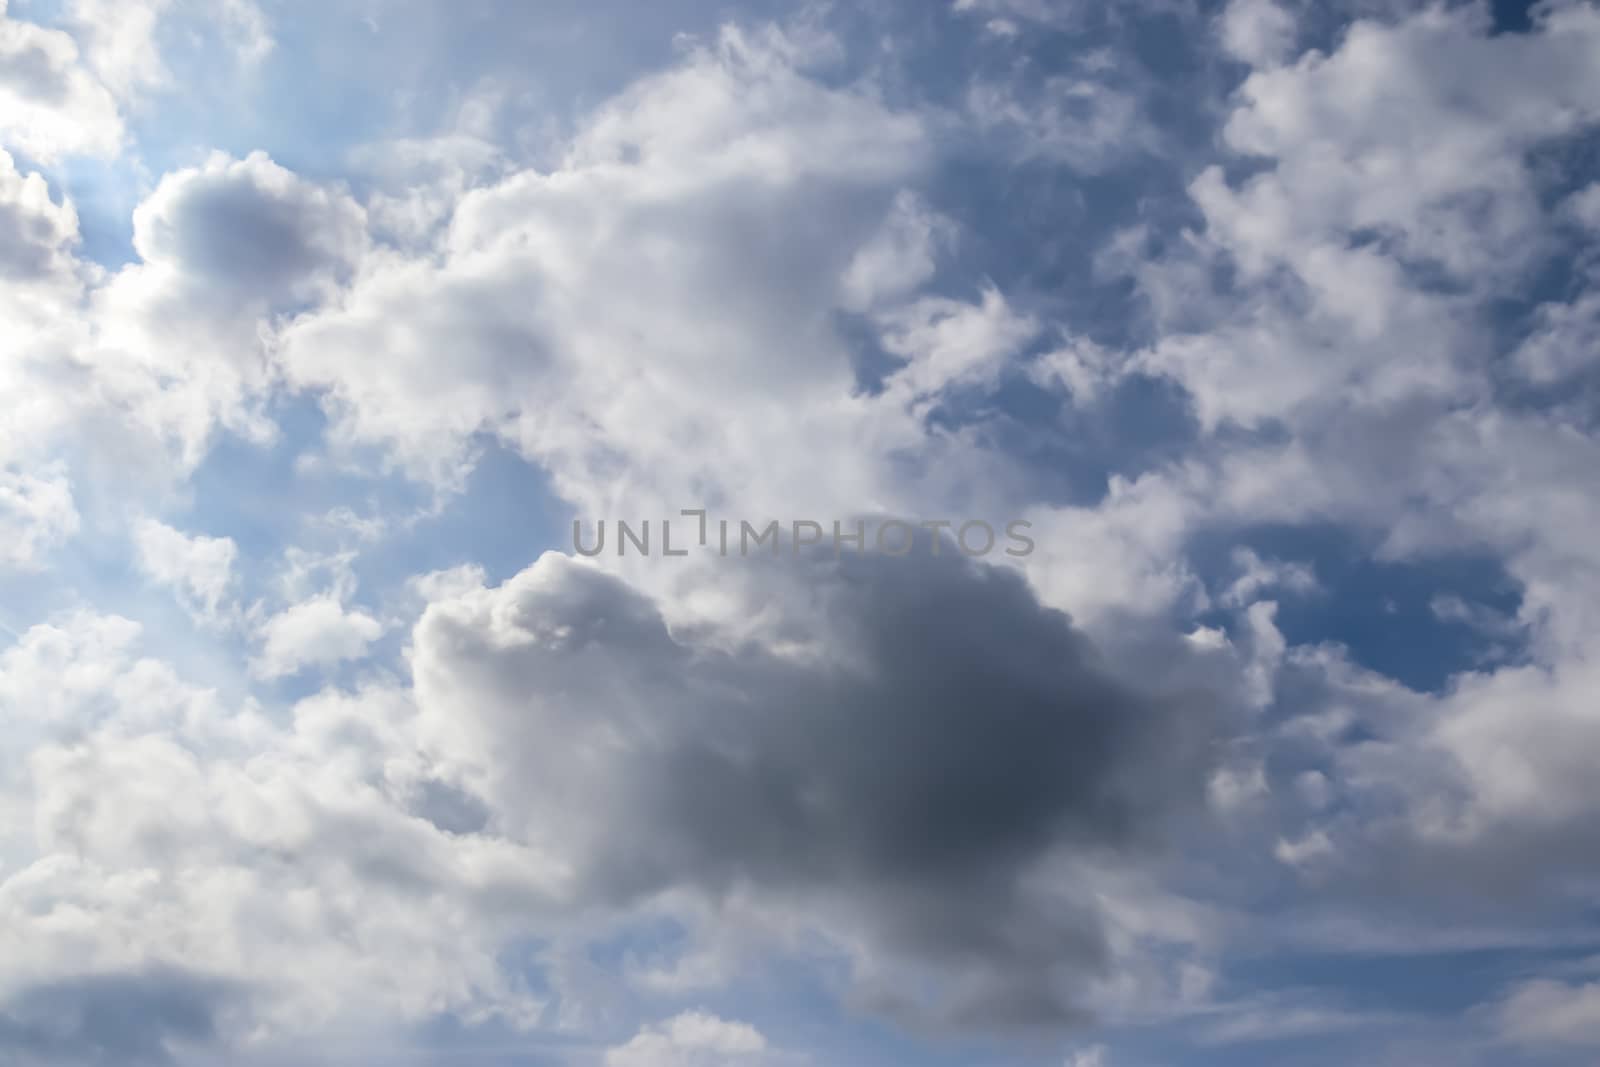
left=63, top=0, right=273, bottom=99
left=1217, top=0, right=1297, bottom=67
left=1107, top=3, right=1600, bottom=443
left=0, top=145, right=371, bottom=534
left=60, top=0, right=171, bottom=97
left=0, top=611, right=149, bottom=729
left=132, top=519, right=237, bottom=624
left=0, top=539, right=1216, bottom=1054
left=3, top=1, right=1600, bottom=1062
left=1013, top=2, right=1600, bottom=1006
left=839, top=190, right=951, bottom=312
left=1215, top=3, right=1600, bottom=282
left=1568, top=182, right=1600, bottom=232
left=951, top=0, right=1087, bottom=31
left=70, top=150, right=368, bottom=471
left=130, top=151, right=365, bottom=305
left=250, top=595, right=383, bottom=679
left=0, top=468, right=77, bottom=571
left=1512, top=288, right=1600, bottom=385
left=0, top=2, right=122, bottom=160
left=0, top=152, right=95, bottom=480
left=275, top=22, right=941, bottom=500
left=0, top=968, right=238, bottom=1066
left=0, top=611, right=560, bottom=1050
left=0, top=148, right=80, bottom=283
left=410, top=545, right=1216, bottom=1026
left=966, top=75, right=1151, bottom=173
left=1494, top=979, right=1600, bottom=1048
left=874, top=286, right=1038, bottom=406
left=1220, top=547, right=1318, bottom=608
left=605, top=1012, right=772, bottom=1067
left=1065, top=1044, right=1107, bottom=1067
left=1197, top=994, right=1404, bottom=1045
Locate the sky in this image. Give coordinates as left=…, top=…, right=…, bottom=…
left=1, top=0, right=1599, bottom=1063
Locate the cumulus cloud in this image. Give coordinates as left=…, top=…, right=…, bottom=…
left=1218, top=0, right=1297, bottom=67
left=0, top=152, right=95, bottom=478
left=250, top=595, right=383, bottom=679
left=132, top=519, right=237, bottom=624
left=1214, top=4, right=1600, bottom=282
left=78, top=150, right=367, bottom=468
left=276, top=23, right=935, bottom=500
left=0, top=611, right=559, bottom=1049
left=1004, top=5, right=1600, bottom=1001
left=0, top=2, right=122, bottom=160
left=129, top=151, right=365, bottom=306
left=63, top=0, right=272, bottom=99
left=605, top=1012, right=771, bottom=1067
left=0, top=148, right=80, bottom=283
left=0, top=541, right=1217, bottom=1053
left=0, top=468, right=77, bottom=571
left=1102, top=3, right=1600, bottom=450
left=3, top=1, right=1600, bottom=1063
left=0, top=144, right=368, bottom=526
left=409, top=546, right=1216, bottom=1026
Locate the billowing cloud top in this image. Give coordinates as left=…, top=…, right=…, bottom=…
left=1, top=1, right=1599, bottom=1065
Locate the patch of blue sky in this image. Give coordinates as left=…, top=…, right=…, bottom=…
left=1190, top=520, right=1528, bottom=694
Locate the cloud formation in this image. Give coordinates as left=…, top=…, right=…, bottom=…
left=1, top=0, right=1599, bottom=1064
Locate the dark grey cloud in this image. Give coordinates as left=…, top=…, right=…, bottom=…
left=0, top=969, right=238, bottom=1066
left=612, top=549, right=1200, bottom=891
left=414, top=538, right=1219, bottom=1026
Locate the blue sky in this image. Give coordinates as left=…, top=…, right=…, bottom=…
left=2, top=0, right=1600, bottom=1064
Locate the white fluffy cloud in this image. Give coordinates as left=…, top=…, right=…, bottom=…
left=0, top=147, right=80, bottom=282
left=0, top=148, right=92, bottom=476
left=63, top=0, right=272, bottom=99
left=0, top=1, right=122, bottom=160
left=132, top=519, right=237, bottom=623
left=250, top=595, right=383, bottom=679
left=0, top=468, right=77, bottom=571
left=0, top=144, right=367, bottom=522
left=276, top=23, right=940, bottom=510
left=1218, top=0, right=1297, bottom=67
left=995, top=4, right=1600, bottom=999
left=1218, top=4, right=1600, bottom=279
left=0, top=611, right=560, bottom=1052
left=605, top=1012, right=771, bottom=1067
